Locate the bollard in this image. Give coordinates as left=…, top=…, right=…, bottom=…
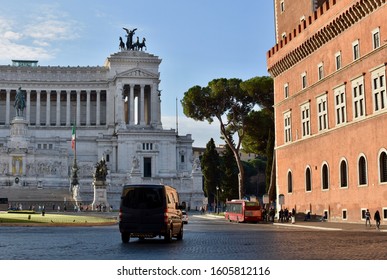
left=42, top=211, right=45, bottom=216
left=28, top=215, right=31, bottom=220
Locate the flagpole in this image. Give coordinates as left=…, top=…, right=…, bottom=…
left=71, top=124, right=79, bottom=192
left=176, top=97, right=179, bottom=135
left=74, top=124, right=77, bottom=160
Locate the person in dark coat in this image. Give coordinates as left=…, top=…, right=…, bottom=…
left=374, top=210, right=381, bottom=229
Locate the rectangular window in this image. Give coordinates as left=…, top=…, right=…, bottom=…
left=284, top=83, right=289, bottom=99
left=352, top=76, right=365, bottom=119
left=372, top=28, right=380, bottom=49
left=335, top=51, right=342, bottom=70
left=372, top=65, right=386, bottom=112
left=361, top=208, right=367, bottom=220
left=284, top=111, right=292, bottom=143
left=317, top=94, right=328, bottom=131
left=383, top=208, right=387, bottom=220
left=342, top=209, right=347, bottom=220
left=334, top=85, right=346, bottom=125
left=301, top=102, right=311, bottom=137
left=318, top=63, right=324, bottom=80
left=280, top=1, right=285, bottom=13
left=301, top=72, right=307, bottom=89
left=352, top=40, right=360, bottom=60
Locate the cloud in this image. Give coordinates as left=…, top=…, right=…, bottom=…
left=3, top=31, right=22, bottom=41
left=0, top=5, right=80, bottom=64
left=25, top=19, right=80, bottom=41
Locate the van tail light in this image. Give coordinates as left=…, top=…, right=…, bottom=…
left=164, top=209, right=168, bottom=224
left=119, top=208, right=123, bottom=221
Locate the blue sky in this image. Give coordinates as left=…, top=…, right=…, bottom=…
left=0, top=0, right=275, bottom=147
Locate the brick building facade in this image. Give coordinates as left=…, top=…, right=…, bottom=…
left=267, top=0, right=386, bottom=222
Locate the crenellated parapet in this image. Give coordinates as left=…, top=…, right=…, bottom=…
left=267, top=0, right=386, bottom=77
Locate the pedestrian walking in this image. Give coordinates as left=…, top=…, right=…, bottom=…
left=374, top=210, right=381, bottom=229
left=291, top=208, right=296, bottom=224
left=365, top=209, right=371, bottom=227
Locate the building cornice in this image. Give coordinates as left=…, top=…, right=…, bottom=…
left=267, top=0, right=386, bottom=77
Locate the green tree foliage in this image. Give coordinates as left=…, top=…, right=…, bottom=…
left=219, top=142, right=239, bottom=201
left=242, top=109, right=274, bottom=155
left=182, top=76, right=273, bottom=199
left=201, top=138, right=221, bottom=203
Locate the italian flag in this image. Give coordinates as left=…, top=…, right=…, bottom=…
left=71, top=125, right=76, bottom=150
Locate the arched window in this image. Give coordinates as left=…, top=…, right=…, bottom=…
left=380, top=151, right=387, bottom=183
left=322, top=163, right=329, bottom=190
left=288, top=171, right=293, bottom=193
left=358, top=156, right=367, bottom=185
left=305, top=167, right=312, bottom=192
left=340, top=160, right=348, bottom=188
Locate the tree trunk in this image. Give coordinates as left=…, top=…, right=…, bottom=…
left=219, top=119, right=245, bottom=200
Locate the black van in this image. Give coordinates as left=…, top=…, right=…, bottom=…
left=119, top=184, right=184, bottom=243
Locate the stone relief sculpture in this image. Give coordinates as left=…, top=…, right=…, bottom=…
left=132, top=156, right=140, bottom=170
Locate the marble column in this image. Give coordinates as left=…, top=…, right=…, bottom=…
left=76, top=90, right=81, bottom=126
left=96, top=90, right=101, bottom=125
left=56, top=91, right=61, bottom=126
left=36, top=91, right=41, bottom=126
left=46, top=91, right=50, bottom=126
left=26, top=90, right=31, bottom=124
left=5, top=89, right=10, bottom=125
left=86, top=90, right=91, bottom=126
left=66, top=90, right=71, bottom=126
left=140, top=85, right=145, bottom=125
left=129, top=84, right=135, bottom=125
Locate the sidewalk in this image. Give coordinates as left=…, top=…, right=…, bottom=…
left=199, top=213, right=386, bottom=232
left=272, top=220, right=387, bottom=232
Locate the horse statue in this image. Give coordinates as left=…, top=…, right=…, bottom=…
left=137, top=38, right=146, bottom=51
left=94, top=157, right=108, bottom=182
left=133, top=37, right=146, bottom=51
left=119, top=36, right=125, bottom=51
left=123, top=27, right=137, bottom=50
left=14, top=87, right=26, bottom=117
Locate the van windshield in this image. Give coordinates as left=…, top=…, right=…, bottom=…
left=122, top=187, right=163, bottom=209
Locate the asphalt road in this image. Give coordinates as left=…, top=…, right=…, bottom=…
left=0, top=213, right=386, bottom=260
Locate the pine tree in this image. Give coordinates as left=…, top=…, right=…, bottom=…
left=220, top=142, right=239, bottom=201
left=201, top=138, right=221, bottom=206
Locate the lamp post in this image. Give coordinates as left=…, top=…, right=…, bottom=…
left=216, top=186, right=219, bottom=214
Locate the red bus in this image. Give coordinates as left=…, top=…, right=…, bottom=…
left=224, top=200, right=262, bottom=223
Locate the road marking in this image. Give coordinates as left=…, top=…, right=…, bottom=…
left=193, top=214, right=224, bottom=220
left=273, top=223, right=343, bottom=231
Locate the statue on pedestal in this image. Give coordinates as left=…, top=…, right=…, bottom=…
left=14, top=87, right=26, bottom=117
left=94, top=157, right=108, bottom=182
left=92, top=157, right=109, bottom=210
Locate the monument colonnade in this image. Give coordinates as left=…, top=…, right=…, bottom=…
left=2, top=88, right=107, bottom=127
left=1, top=81, right=159, bottom=127
left=118, top=81, right=161, bottom=126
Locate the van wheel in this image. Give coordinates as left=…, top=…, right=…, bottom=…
left=177, top=225, right=183, bottom=240
left=121, top=233, right=130, bottom=243
left=164, top=227, right=173, bottom=242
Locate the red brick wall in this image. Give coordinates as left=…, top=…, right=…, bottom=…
left=268, top=0, right=387, bottom=222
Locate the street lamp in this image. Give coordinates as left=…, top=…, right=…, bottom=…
left=216, top=186, right=219, bottom=214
